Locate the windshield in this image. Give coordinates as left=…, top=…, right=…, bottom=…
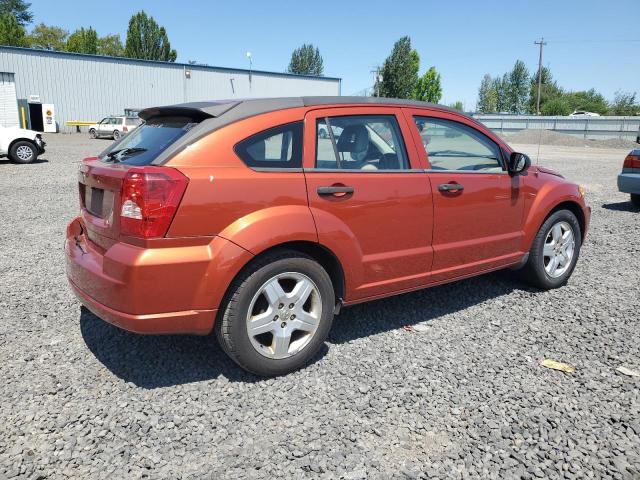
left=100, top=116, right=198, bottom=166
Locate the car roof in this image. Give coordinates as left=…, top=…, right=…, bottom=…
left=139, top=96, right=463, bottom=122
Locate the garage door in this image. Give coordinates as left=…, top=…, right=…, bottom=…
left=0, top=72, right=19, bottom=128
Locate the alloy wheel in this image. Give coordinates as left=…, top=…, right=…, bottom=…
left=543, top=221, right=575, bottom=278
left=16, top=145, right=34, bottom=161
left=246, top=272, right=322, bottom=359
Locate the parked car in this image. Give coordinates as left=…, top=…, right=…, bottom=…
left=88, top=116, right=141, bottom=140
left=0, top=125, right=45, bottom=164
left=569, top=111, right=600, bottom=117
left=66, top=97, right=591, bottom=376
left=617, top=149, right=640, bottom=207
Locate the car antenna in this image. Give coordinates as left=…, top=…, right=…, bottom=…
left=536, top=126, right=542, bottom=165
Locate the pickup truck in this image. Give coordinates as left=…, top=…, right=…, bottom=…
left=0, top=125, right=46, bottom=164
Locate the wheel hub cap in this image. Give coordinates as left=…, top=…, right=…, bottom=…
left=246, top=272, right=322, bottom=359
left=16, top=145, right=33, bottom=160
left=543, top=221, right=575, bottom=278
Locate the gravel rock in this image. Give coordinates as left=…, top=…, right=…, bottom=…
left=0, top=135, right=638, bottom=479
left=502, top=128, right=639, bottom=149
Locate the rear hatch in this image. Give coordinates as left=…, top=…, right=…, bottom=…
left=78, top=114, right=203, bottom=249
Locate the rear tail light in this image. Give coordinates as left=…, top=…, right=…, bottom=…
left=123, top=126, right=128, bottom=132
left=120, top=167, right=189, bottom=238
left=623, top=153, right=640, bottom=169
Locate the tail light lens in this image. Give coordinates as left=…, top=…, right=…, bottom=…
left=123, top=126, right=128, bottom=132
left=623, top=153, right=640, bottom=169
left=120, top=167, right=188, bottom=238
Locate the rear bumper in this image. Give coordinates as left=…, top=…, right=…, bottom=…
left=618, top=172, right=640, bottom=194
left=65, top=217, right=252, bottom=335
left=69, top=278, right=216, bottom=334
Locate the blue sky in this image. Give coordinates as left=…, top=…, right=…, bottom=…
left=28, top=0, right=639, bottom=108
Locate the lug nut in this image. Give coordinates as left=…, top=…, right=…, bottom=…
left=289, top=303, right=294, bottom=309
left=281, top=322, right=286, bottom=328
left=278, top=303, right=284, bottom=309
left=290, top=314, right=296, bottom=320
left=273, top=315, right=279, bottom=321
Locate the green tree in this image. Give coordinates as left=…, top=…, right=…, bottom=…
left=97, top=34, right=124, bottom=57
left=477, top=74, right=498, bottom=113
left=541, top=97, right=571, bottom=116
left=0, top=0, right=32, bottom=26
left=27, top=23, right=68, bottom=50
left=492, top=75, right=508, bottom=113
left=377, top=36, right=419, bottom=99
left=0, top=12, right=27, bottom=46
left=562, top=89, right=609, bottom=115
left=527, top=66, right=562, bottom=114
left=609, top=90, right=638, bottom=116
left=125, top=11, right=177, bottom=62
left=66, top=26, right=97, bottom=54
left=449, top=101, right=464, bottom=111
left=505, top=59, right=529, bottom=113
left=413, top=66, right=442, bottom=103
left=287, top=43, right=324, bottom=75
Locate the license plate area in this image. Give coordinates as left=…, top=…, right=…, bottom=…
left=86, top=187, right=105, bottom=218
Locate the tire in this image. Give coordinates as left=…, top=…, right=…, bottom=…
left=631, top=194, right=640, bottom=208
left=89, top=129, right=97, bottom=139
left=521, top=209, right=582, bottom=290
left=113, top=130, right=121, bottom=140
left=9, top=140, right=37, bottom=164
left=216, top=250, right=335, bottom=376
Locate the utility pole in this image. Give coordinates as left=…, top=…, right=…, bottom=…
left=534, top=37, right=547, bottom=115
left=370, top=66, right=381, bottom=97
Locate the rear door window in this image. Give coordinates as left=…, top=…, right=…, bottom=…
left=234, top=122, right=303, bottom=169
left=315, top=115, right=409, bottom=170
left=100, top=115, right=199, bottom=166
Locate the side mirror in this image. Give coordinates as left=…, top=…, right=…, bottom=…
left=508, top=152, right=531, bottom=176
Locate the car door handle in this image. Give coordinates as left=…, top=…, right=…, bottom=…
left=317, top=186, right=355, bottom=196
left=438, top=183, right=464, bottom=192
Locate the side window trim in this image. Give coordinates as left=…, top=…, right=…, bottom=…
left=234, top=121, right=304, bottom=170
left=414, top=115, right=506, bottom=173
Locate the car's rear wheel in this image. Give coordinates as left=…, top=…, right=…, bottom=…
left=9, top=141, right=37, bottom=164
left=216, top=250, right=335, bottom=376
left=113, top=130, right=121, bottom=140
left=521, top=210, right=582, bottom=289
left=631, top=194, right=640, bottom=208
left=89, top=129, right=97, bottom=139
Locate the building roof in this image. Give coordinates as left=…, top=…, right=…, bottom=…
left=0, top=45, right=341, bottom=82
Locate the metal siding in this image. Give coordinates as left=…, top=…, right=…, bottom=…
left=0, top=48, right=340, bottom=132
left=474, top=114, right=640, bottom=141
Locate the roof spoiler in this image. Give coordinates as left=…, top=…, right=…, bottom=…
left=139, top=101, right=241, bottom=121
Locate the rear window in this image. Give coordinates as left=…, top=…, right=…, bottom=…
left=100, top=116, right=198, bottom=166
left=234, top=122, right=303, bottom=169
left=125, top=117, right=141, bottom=126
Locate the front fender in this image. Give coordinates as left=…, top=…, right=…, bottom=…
left=522, top=177, right=588, bottom=251
left=217, top=205, right=318, bottom=255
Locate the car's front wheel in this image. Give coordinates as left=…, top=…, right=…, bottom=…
left=9, top=140, right=37, bottom=164
left=521, top=210, right=582, bottom=289
left=216, top=250, right=335, bottom=376
left=89, top=129, right=97, bottom=139
left=631, top=194, right=640, bottom=208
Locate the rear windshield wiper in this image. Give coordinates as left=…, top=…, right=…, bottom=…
left=104, top=147, right=147, bottom=162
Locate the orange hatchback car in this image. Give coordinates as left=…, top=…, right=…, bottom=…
left=66, top=97, right=590, bottom=375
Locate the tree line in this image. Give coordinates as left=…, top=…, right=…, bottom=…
left=0, top=0, right=177, bottom=61
left=477, top=60, right=639, bottom=116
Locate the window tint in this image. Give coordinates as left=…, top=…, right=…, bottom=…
left=316, top=115, right=409, bottom=171
left=100, top=115, right=199, bottom=166
left=414, top=117, right=503, bottom=172
left=235, top=122, right=303, bottom=169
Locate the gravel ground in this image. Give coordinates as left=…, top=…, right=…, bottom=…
left=1, top=134, right=639, bottom=479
